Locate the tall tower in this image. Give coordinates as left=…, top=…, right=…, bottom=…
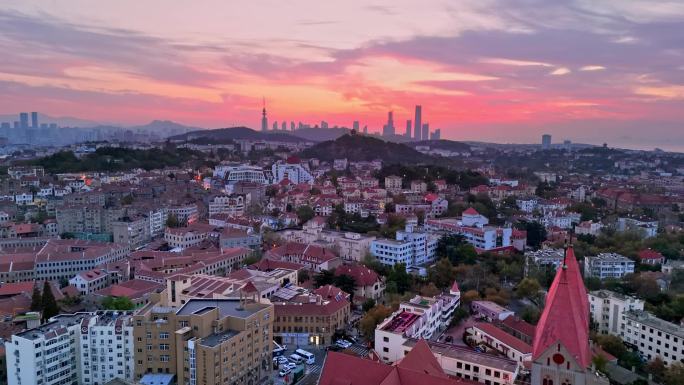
left=383, top=111, right=395, bottom=137
left=542, top=134, right=552, bottom=149
left=19, top=112, right=29, bottom=130
left=261, top=98, right=268, bottom=131
left=31, top=112, right=38, bottom=129
left=413, top=105, right=422, bottom=140
left=405, top=120, right=412, bottom=137
left=531, top=247, right=607, bottom=385
left=422, top=122, right=429, bottom=141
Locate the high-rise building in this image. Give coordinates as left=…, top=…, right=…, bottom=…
left=321, top=120, right=329, bottom=129
left=542, top=134, right=551, bottom=149
left=405, top=120, right=412, bottom=137
left=272, top=121, right=278, bottom=130
left=281, top=121, right=287, bottom=131
left=31, top=112, right=38, bottom=128
left=132, top=296, right=273, bottom=385
left=261, top=99, right=268, bottom=131
left=531, top=247, right=608, bottom=385
left=383, top=111, right=395, bottom=137
left=291, top=121, right=295, bottom=131
left=414, top=105, right=422, bottom=140
left=363, top=125, right=368, bottom=134
left=422, top=123, right=429, bottom=141
left=353, top=121, right=360, bottom=132
left=432, top=128, right=441, bottom=140
left=19, top=112, right=29, bottom=129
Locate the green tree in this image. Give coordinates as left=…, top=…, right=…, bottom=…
left=30, top=284, right=42, bottom=311
left=297, top=269, right=310, bottom=283
left=515, top=220, right=547, bottom=249
left=664, top=363, right=684, bottom=385
left=362, top=298, right=376, bottom=312
left=520, top=306, right=541, bottom=324
left=121, top=194, right=134, bottom=205
left=428, top=258, right=456, bottom=289
left=592, top=354, right=608, bottom=373
left=166, top=213, right=180, bottom=228
left=334, top=274, right=357, bottom=302
left=102, top=296, right=135, bottom=310
left=359, top=305, right=393, bottom=340
left=41, top=281, right=59, bottom=322
left=386, top=263, right=412, bottom=294
left=314, top=270, right=335, bottom=288
left=296, top=205, right=315, bottom=225
left=516, top=278, right=542, bottom=299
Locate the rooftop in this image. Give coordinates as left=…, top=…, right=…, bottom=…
left=624, top=310, right=683, bottom=338
left=381, top=310, right=420, bottom=333
left=200, top=329, right=241, bottom=347
left=403, top=339, right=518, bottom=372
left=176, top=298, right=269, bottom=319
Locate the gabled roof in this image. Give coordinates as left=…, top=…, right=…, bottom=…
left=463, top=207, right=480, bottom=216
left=395, top=339, right=446, bottom=378
left=532, top=247, right=591, bottom=368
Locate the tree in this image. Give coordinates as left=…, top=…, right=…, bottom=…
left=359, top=304, right=393, bottom=340
left=520, top=306, right=541, bottom=324
left=516, top=278, right=542, bottom=299
left=420, top=282, right=441, bottom=297
left=515, top=220, right=547, bottom=249
left=102, top=296, right=135, bottom=310
left=647, top=357, right=666, bottom=383
left=664, top=363, right=684, bottom=385
left=461, top=290, right=480, bottom=305
left=386, top=263, right=412, bottom=294
left=121, top=194, right=134, bottom=205
left=30, top=284, right=42, bottom=311
left=595, top=335, right=627, bottom=358
left=362, top=298, right=376, bottom=312
left=296, top=205, right=315, bottom=225
left=297, top=269, right=310, bottom=283
left=592, top=354, right=608, bottom=373
left=428, top=258, right=456, bottom=289
left=166, top=213, right=180, bottom=228
left=314, top=270, right=335, bottom=288
left=334, top=274, right=357, bottom=302
left=41, top=281, right=59, bottom=322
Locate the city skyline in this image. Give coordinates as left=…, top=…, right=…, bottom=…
left=0, top=1, right=683, bottom=151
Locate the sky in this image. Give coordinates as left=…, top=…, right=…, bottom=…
left=1, top=1, right=683, bottom=150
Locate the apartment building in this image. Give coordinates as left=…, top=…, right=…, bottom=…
left=164, top=223, right=218, bottom=250
left=620, top=310, right=683, bottom=366
left=132, top=296, right=273, bottom=385
left=280, top=218, right=376, bottom=261
left=384, top=175, right=403, bottom=193
left=208, top=195, right=246, bottom=217
left=219, top=228, right=261, bottom=250
left=370, top=225, right=438, bottom=269
left=6, top=313, right=86, bottom=385
left=69, top=268, right=114, bottom=295
left=617, top=217, right=658, bottom=238
left=404, top=339, right=519, bottom=385
left=112, top=215, right=151, bottom=248
left=31, top=239, right=130, bottom=282
left=588, top=290, right=644, bottom=335
left=272, top=285, right=351, bottom=347
left=271, top=159, right=314, bottom=184
left=524, top=248, right=565, bottom=275
left=375, top=283, right=460, bottom=363
left=426, top=217, right=513, bottom=252
left=468, top=323, right=532, bottom=367
left=166, top=203, right=199, bottom=225
left=78, top=312, right=135, bottom=385
left=584, top=253, right=635, bottom=280
left=213, top=163, right=272, bottom=185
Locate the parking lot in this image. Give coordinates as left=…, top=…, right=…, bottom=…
left=270, top=340, right=369, bottom=385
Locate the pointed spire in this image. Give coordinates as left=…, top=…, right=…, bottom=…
left=532, top=246, right=591, bottom=368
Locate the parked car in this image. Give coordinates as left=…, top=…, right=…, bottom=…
left=285, top=362, right=297, bottom=370
left=279, top=368, right=292, bottom=377
left=335, top=339, right=352, bottom=349
left=277, top=356, right=289, bottom=365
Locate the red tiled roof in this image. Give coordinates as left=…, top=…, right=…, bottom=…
left=473, top=323, right=532, bottom=354
left=532, top=247, right=591, bottom=368
left=335, top=264, right=380, bottom=287
left=638, top=249, right=664, bottom=261
left=500, top=316, right=536, bottom=338
left=463, top=207, right=480, bottom=216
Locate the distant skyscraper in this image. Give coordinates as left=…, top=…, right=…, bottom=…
left=432, top=128, right=441, bottom=140
left=281, top=121, right=286, bottom=131
left=422, top=123, right=429, bottom=141
left=383, top=111, right=395, bottom=137
left=31, top=112, right=38, bottom=128
left=291, top=121, right=295, bottom=131
left=405, top=120, right=412, bottom=137
left=273, top=121, right=278, bottom=130
left=353, top=121, right=359, bottom=132
left=19, top=113, right=28, bottom=129
left=414, top=105, right=422, bottom=140
left=363, top=125, right=368, bottom=134
left=321, top=121, right=328, bottom=129
left=261, top=98, right=268, bottom=131
left=542, top=134, right=552, bottom=149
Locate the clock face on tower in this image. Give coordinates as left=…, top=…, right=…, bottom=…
left=553, top=353, right=565, bottom=365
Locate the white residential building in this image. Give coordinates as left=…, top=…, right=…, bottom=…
left=588, top=290, right=644, bottom=335
left=78, top=312, right=135, bottom=384
left=271, top=159, right=314, bottom=184
left=69, top=268, right=113, bottom=295
left=375, top=282, right=460, bottom=363
left=370, top=225, right=438, bottom=269
left=524, top=248, right=565, bottom=275
left=208, top=194, right=247, bottom=217
left=620, top=310, right=683, bottom=366
left=584, top=253, right=635, bottom=280
left=516, top=198, right=538, bottom=213
left=617, top=217, right=658, bottom=238
left=213, top=163, right=272, bottom=184
left=426, top=217, right=512, bottom=252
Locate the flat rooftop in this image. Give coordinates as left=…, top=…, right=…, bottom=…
left=381, top=311, right=420, bottom=334
left=176, top=298, right=269, bottom=319
left=200, top=329, right=241, bottom=347
left=403, top=339, right=518, bottom=373
left=17, top=312, right=91, bottom=341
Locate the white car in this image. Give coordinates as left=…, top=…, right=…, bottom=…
left=285, top=362, right=297, bottom=370
left=279, top=368, right=292, bottom=377
left=335, top=339, right=352, bottom=349
left=277, top=357, right=289, bottom=364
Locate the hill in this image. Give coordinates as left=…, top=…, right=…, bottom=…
left=291, top=126, right=350, bottom=142
left=169, top=126, right=306, bottom=143
left=407, top=139, right=471, bottom=152
left=300, top=134, right=436, bottom=163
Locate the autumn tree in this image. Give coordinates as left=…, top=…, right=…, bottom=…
left=359, top=304, right=393, bottom=341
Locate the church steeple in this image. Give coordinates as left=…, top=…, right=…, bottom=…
left=530, top=246, right=605, bottom=385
